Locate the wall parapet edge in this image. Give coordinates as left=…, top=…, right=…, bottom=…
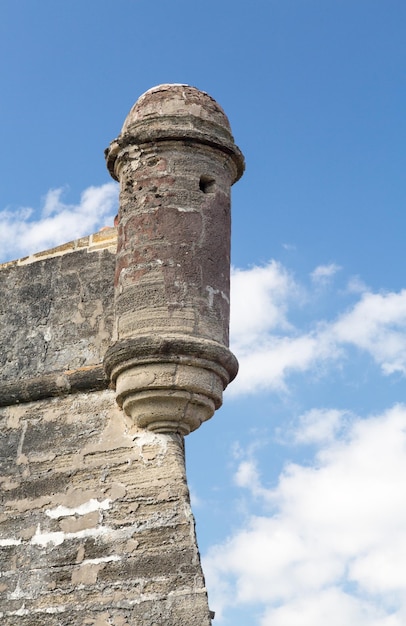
left=0, top=226, right=117, bottom=270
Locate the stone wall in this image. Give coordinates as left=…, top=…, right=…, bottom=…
left=0, top=391, right=210, bottom=625
left=0, top=233, right=212, bottom=625
left=0, top=229, right=117, bottom=407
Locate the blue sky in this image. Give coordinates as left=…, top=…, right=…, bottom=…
left=1, top=1, right=406, bottom=624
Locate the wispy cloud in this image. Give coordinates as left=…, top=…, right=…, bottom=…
left=346, top=275, right=369, bottom=294
left=0, top=183, right=118, bottom=263
left=311, top=262, right=342, bottom=285
left=203, top=404, right=406, bottom=625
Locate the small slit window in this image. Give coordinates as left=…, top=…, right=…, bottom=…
left=199, top=175, right=216, bottom=194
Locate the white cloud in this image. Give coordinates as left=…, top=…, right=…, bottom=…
left=229, top=263, right=406, bottom=396
left=290, top=408, right=349, bottom=444
left=229, top=262, right=337, bottom=395
left=261, top=588, right=403, bottom=626
left=234, top=460, right=271, bottom=502
left=230, top=261, right=297, bottom=344
left=229, top=332, right=337, bottom=395
left=203, top=404, right=406, bottom=625
left=332, top=290, right=406, bottom=375
left=0, top=183, right=118, bottom=263
left=311, top=263, right=341, bottom=284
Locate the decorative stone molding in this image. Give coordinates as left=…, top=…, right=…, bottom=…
left=104, top=335, right=238, bottom=435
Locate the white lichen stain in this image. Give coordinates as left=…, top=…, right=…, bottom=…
left=133, top=431, right=170, bottom=467
left=9, top=580, right=24, bottom=600
left=45, top=498, right=111, bottom=519
left=30, top=523, right=111, bottom=548
left=205, top=285, right=217, bottom=308
left=9, top=604, right=29, bottom=616
left=0, top=538, right=22, bottom=547
left=43, top=327, right=52, bottom=342
left=133, top=430, right=168, bottom=452
left=1, top=604, right=66, bottom=617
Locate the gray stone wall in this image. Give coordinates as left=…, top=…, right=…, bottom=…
left=0, top=230, right=116, bottom=407
left=0, top=391, right=211, bottom=625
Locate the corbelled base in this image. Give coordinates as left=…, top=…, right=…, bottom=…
left=104, top=335, right=238, bottom=435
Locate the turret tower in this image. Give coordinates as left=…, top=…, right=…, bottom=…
left=104, top=84, right=244, bottom=435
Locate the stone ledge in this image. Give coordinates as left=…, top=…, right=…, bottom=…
left=106, top=119, right=244, bottom=183
left=0, top=365, right=108, bottom=407
left=103, top=334, right=239, bottom=385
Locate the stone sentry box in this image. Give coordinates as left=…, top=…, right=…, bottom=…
left=104, top=84, right=244, bottom=436
left=0, top=85, right=244, bottom=625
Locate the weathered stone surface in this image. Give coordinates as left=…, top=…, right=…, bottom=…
left=0, top=392, right=212, bottom=624
left=0, top=84, right=244, bottom=624
left=0, top=230, right=117, bottom=406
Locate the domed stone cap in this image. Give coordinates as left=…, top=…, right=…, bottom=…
left=122, top=84, right=232, bottom=133
left=106, top=83, right=245, bottom=183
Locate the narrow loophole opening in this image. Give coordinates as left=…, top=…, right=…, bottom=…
left=199, top=175, right=216, bottom=194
